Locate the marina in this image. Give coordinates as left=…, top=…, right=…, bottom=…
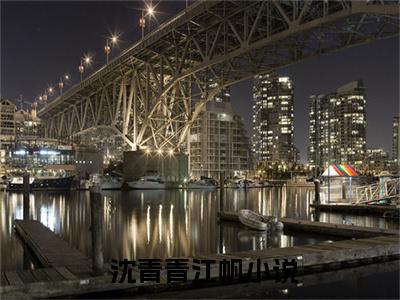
left=1, top=191, right=399, bottom=298
left=1, top=0, right=399, bottom=298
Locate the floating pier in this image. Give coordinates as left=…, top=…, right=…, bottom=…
left=218, top=211, right=399, bottom=238
left=310, top=203, right=400, bottom=217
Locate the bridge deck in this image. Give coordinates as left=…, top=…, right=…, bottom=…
left=14, top=219, right=92, bottom=277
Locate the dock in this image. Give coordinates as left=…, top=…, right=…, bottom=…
left=310, top=203, right=400, bottom=217
left=13, top=219, right=92, bottom=277
left=218, top=211, right=399, bottom=238
left=1, top=217, right=399, bottom=298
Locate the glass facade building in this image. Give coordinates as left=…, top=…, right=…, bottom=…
left=308, top=80, right=367, bottom=172
left=393, top=116, right=399, bottom=173
left=252, top=72, right=295, bottom=168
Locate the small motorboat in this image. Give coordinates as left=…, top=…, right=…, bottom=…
left=238, top=209, right=283, bottom=231
left=239, top=209, right=271, bottom=231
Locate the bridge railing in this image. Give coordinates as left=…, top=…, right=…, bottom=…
left=355, top=178, right=400, bottom=205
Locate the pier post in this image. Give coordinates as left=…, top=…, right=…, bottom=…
left=342, top=181, right=347, bottom=200
left=219, top=172, right=225, bottom=212
left=312, top=178, right=321, bottom=205
left=90, top=186, right=105, bottom=275
left=23, top=173, right=30, bottom=220
left=22, top=173, right=31, bottom=269
left=307, top=177, right=321, bottom=205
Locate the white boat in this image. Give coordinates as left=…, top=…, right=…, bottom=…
left=101, top=176, right=123, bottom=190
left=238, top=209, right=281, bottom=231
left=187, top=177, right=217, bottom=189
left=127, top=175, right=166, bottom=189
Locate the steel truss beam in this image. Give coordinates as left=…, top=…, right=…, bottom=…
left=39, top=0, right=400, bottom=151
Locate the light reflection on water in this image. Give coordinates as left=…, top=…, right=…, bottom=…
left=0, top=187, right=398, bottom=272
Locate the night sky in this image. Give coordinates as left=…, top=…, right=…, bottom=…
left=1, top=1, right=399, bottom=161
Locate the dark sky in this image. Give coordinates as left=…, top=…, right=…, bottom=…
left=1, top=1, right=399, bottom=161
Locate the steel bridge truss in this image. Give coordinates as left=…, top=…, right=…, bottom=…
left=39, top=0, right=400, bottom=151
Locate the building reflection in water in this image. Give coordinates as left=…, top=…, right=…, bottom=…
left=1, top=187, right=398, bottom=272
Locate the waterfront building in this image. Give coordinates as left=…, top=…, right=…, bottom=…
left=0, top=99, right=16, bottom=176
left=189, top=87, right=249, bottom=179
left=364, top=148, right=389, bottom=175
left=14, top=106, right=43, bottom=144
left=308, top=80, right=367, bottom=172
left=0, top=99, right=43, bottom=149
left=252, top=72, right=295, bottom=170
left=0, top=99, right=17, bottom=150
left=393, top=116, right=399, bottom=173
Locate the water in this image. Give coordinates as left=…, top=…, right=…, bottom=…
left=1, top=187, right=398, bottom=272
left=121, top=260, right=399, bottom=299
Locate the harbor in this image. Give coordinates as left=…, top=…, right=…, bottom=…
left=1, top=186, right=399, bottom=298
left=1, top=0, right=400, bottom=298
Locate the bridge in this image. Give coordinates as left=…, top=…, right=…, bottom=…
left=38, top=0, right=400, bottom=152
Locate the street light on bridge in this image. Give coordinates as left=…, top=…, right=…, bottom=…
left=139, top=4, right=155, bottom=40
left=58, top=74, right=70, bottom=95
left=104, top=34, right=119, bottom=64
left=78, top=55, right=93, bottom=82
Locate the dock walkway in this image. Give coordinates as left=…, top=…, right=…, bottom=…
left=14, top=219, right=92, bottom=277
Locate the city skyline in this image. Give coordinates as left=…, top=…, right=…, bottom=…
left=1, top=1, right=399, bottom=161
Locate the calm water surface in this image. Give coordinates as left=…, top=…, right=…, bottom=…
left=1, top=187, right=398, bottom=272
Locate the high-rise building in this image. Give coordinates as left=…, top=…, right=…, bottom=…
left=308, top=94, right=331, bottom=172
left=393, top=116, right=399, bottom=172
left=308, top=80, right=367, bottom=171
left=189, top=87, right=249, bottom=179
left=365, top=148, right=389, bottom=175
left=0, top=98, right=17, bottom=150
left=252, top=72, right=295, bottom=168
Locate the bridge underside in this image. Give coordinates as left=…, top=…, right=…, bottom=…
left=39, top=0, right=400, bottom=153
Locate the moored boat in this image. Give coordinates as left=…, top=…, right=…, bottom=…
left=127, top=175, right=166, bottom=189
left=238, top=209, right=283, bottom=231
left=100, top=176, right=123, bottom=190
left=238, top=209, right=271, bottom=231
left=7, top=175, right=75, bottom=191
left=242, top=179, right=263, bottom=188
left=226, top=179, right=244, bottom=188
left=187, top=176, right=217, bottom=189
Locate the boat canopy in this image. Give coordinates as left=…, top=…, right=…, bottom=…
left=321, top=164, right=358, bottom=177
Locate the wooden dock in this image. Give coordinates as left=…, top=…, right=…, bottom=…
left=1, top=267, right=77, bottom=286
left=310, top=203, right=400, bottom=217
left=218, top=211, right=399, bottom=238
left=1, top=217, right=399, bottom=298
left=14, top=219, right=92, bottom=277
